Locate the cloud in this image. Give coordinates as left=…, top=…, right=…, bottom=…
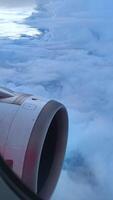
left=53, top=170, right=104, bottom=200
left=0, top=0, right=113, bottom=200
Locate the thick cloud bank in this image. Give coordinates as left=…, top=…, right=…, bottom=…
left=0, top=0, right=113, bottom=199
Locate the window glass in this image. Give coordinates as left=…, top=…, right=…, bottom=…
left=0, top=155, right=42, bottom=200
left=0, top=176, right=20, bottom=200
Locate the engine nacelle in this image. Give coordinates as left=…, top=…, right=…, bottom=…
left=0, top=87, right=68, bottom=199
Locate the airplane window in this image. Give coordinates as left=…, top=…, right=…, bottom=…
left=0, top=176, right=20, bottom=200
left=0, top=155, right=43, bottom=200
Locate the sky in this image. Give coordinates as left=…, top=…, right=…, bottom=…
left=0, top=0, right=36, bottom=8
left=0, top=0, right=41, bottom=39
left=0, top=0, right=113, bottom=200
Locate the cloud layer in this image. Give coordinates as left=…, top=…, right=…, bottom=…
left=0, top=0, right=113, bottom=199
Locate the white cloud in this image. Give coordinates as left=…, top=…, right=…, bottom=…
left=0, top=0, right=113, bottom=199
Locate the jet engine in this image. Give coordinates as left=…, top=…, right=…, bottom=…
left=0, top=87, right=68, bottom=199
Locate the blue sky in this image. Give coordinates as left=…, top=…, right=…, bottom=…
left=0, top=0, right=113, bottom=199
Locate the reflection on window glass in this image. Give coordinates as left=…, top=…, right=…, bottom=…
left=0, top=176, right=20, bottom=199
left=0, top=155, right=42, bottom=200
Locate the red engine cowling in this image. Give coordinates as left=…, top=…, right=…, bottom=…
left=0, top=87, right=68, bottom=199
